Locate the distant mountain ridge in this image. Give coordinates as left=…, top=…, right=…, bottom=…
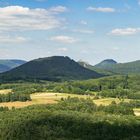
left=78, top=60, right=115, bottom=75
left=95, top=59, right=117, bottom=69
left=79, top=59, right=140, bottom=75
left=0, top=59, right=26, bottom=73
left=0, top=56, right=103, bottom=82
left=1, top=57, right=139, bottom=82
left=94, top=59, right=140, bottom=74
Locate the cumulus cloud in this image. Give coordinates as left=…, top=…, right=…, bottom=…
left=57, top=47, right=68, bottom=52
left=73, top=29, right=94, bottom=34
left=50, top=36, right=77, bottom=44
left=87, top=7, right=116, bottom=13
left=0, top=5, right=67, bottom=31
left=49, top=6, right=68, bottom=13
left=0, top=35, right=28, bottom=43
left=80, top=20, right=87, bottom=25
left=110, top=28, right=140, bottom=36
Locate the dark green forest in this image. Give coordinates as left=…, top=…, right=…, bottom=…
left=0, top=56, right=102, bottom=82
left=0, top=98, right=140, bottom=140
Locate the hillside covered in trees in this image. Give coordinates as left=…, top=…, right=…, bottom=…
left=78, top=60, right=115, bottom=75
left=94, top=60, right=140, bottom=74
left=0, top=56, right=103, bottom=82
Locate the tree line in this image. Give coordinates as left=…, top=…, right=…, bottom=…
left=0, top=93, right=31, bottom=102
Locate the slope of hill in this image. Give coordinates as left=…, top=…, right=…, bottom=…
left=78, top=61, right=114, bottom=75
left=94, top=60, right=140, bottom=74
left=0, top=56, right=103, bottom=82
left=94, top=59, right=117, bottom=69
left=0, top=59, right=26, bottom=73
left=0, top=64, right=11, bottom=73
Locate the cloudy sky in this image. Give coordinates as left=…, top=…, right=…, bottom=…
left=0, top=0, right=140, bottom=64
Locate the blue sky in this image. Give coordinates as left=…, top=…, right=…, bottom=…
left=0, top=0, right=140, bottom=64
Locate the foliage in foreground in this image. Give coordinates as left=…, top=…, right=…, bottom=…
left=0, top=98, right=139, bottom=140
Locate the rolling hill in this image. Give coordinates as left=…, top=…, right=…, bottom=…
left=0, top=59, right=26, bottom=73
left=0, top=56, right=103, bottom=82
left=78, top=60, right=115, bottom=75
left=94, top=59, right=117, bottom=69
left=94, top=59, right=140, bottom=74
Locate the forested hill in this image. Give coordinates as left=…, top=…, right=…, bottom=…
left=94, top=60, right=140, bottom=74
left=78, top=61, right=114, bottom=76
left=94, top=59, right=117, bottom=69
left=0, top=56, right=103, bottom=82
left=0, top=59, right=26, bottom=73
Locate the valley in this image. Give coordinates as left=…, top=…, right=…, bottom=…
left=0, top=56, right=140, bottom=139
left=0, top=90, right=131, bottom=108
left=1, top=91, right=140, bottom=116
left=0, top=0, right=140, bottom=139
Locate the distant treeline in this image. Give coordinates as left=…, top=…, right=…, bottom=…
left=0, top=93, right=31, bottom=102
left=0, top=75, right=140, bottom=102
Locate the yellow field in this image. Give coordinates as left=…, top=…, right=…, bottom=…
left=0, top=92, right=131, bottom=108
left=0, top=91, right=139, bottom=116
left=93, top=98, right=130, bottom=106
left=0, top=92, right=91, bottom=108
left=0, top=89, right=12, bottom=94
left=134, top=108, right=140, bottom=116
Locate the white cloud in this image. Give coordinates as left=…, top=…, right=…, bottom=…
left=0, top=35, right=28, bottom=43
left=0, top=5, right=67, bottom=31
left=73, top=29, right=94, bottom=34
left=110, top=28, right=140, bottom=36
left=87, top=7, right=116, bottom=13
left=49, top=6, right=68, bottom=13
left=50, top=36, right=77, bottom=44
left=80, top=20, right=87, bottom=25
left=57, top=47, right=68, bottom=52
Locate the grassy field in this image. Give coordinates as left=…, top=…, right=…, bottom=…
left=134, top=108, right=140, bottom=116
left=0, top=92, right=90, bottom=108
left=0, top=91, right=131, bottom=107
left=93, top=98, right=130, bottom=106
left=0, top=89, right=12, bottom=94
left=0, top=89, right=139, bottom=116
left=0, top=89, right=140, bottom=116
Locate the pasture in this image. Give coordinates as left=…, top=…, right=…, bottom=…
left=0, top=90, right=135, bottom=106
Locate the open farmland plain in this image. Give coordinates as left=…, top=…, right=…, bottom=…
left=0, top=89, right=139, bottom=116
